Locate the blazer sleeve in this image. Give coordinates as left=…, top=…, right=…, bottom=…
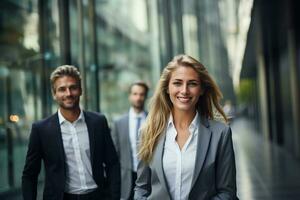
left=134, top=160, right=152, bottom=200
left=22, top=123, right=42, bottom=200
left=102, top=116, right=121, bottom=200
left=211, top=127, right=239, bottom=200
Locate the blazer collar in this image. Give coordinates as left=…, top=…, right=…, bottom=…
left=50, top=112, right=66, bottom=169
left=123, top=114, right=132, bottom=167
left=121, top=114, right=130, bottom=146
left=152, top=131, right=171, bottom=197
left=190, top=116, right=212, bottom=188
left=83, top=111, right=95, bottom=166
left=124, top=113, right=130, bottom=133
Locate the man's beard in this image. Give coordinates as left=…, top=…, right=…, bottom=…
left=133, top=103, right=144, bottom=111
left=59, top=97, right=80, bottom=110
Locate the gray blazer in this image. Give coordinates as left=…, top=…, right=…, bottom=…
left=134, top=117, right=238, bottom=200
left=111, top=114, right=134, bottom=200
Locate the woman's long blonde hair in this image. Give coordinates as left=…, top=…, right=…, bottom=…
left=138, top=54, right=227, bottom=163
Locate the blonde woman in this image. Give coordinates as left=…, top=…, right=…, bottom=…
left=134, top=55, right=238, bottom=200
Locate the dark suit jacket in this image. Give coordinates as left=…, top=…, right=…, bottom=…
left=134, top=117, right=238, bottom=200
left=22, top=111, right=121, bottom=200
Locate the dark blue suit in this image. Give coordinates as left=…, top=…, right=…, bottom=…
left=22, top=111, right=120, bottom=200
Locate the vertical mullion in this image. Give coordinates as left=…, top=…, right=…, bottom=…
left=58, top=0, right=71, bottom=65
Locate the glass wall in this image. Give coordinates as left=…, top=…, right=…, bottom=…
left=69, top=0, right=154, bottom=123
left=0, top=0, right=157, bottom=197
left=95, top=0, right=153, bottom=123
left=0, top=0, right=43, bottom=192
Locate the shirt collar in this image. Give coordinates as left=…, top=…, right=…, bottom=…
left=190, top=112, right=199, bottom=128
left=190, top=112, right=199, bottom=135
left=58, top=109, right=84, bottom=124
left=167, top=114, right=174, bottom=128
left=129, top=107, right=146, bottom=118
left=167, top=111, right=199, bottom=132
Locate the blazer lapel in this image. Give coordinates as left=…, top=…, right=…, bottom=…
left=50, top=113, right=66, bottom=167
left=152, top=133, right=170, bottom=197
left=123, top=115, right=133, bottom=167
left=121, top=114, right=130, bottom=149
left=191, top=117, right=212, bottom=188
left=84, top=112, right=95, bottom=166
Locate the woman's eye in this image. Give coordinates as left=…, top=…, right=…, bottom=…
left=188, top=82, right=198, bottom=86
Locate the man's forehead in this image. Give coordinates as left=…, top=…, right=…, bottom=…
left=131, top=85, right=146, bottom=92
left=56, top=82, right=78, bottom=87
left=54, top=77, right=79, bottom=87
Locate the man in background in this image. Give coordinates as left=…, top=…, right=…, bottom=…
left=111, top=81, right=149, bottom=200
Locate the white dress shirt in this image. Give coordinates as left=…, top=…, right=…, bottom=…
left=163, top=112, right=199, bottom=200
left=58, top=109, right=98, bottom=194
left=129, top=107, right=146, bottom=172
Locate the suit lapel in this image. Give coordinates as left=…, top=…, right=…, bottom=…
left=152, top=132, right=170, bottom=197
left=50, top=113, right=66, bottom=168
left=84, top=112, right=95, bottom=166
left=123, top=114, right=133, bottom=167
left=191, top=117, right=212, bottom=188
left=123, top=114, right=130, bottom=147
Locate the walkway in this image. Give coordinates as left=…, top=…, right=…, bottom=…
left=232, top=117, right=300, bottom=200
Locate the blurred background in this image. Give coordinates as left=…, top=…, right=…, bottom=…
left=0, top=0, right=299, bottom=199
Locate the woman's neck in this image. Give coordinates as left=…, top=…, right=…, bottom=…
left=172, top=109, right=196, bottom=129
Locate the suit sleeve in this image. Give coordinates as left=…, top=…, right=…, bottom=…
left=22, top=123, right=42, bottom=200
left=134, top=160, right=151, bottom=200
left=211, top=127, right=239, bottom=200
left=102, top=116, right=121, bottom=200
left=110, top=121, right=120, bottom=156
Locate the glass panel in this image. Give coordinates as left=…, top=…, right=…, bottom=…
left=69, top=1, right=80, bottom=66
left=0, top=0, right=59, bottom=194
left=0, top=0, right=41, bottom=192
left=41, top=0, right=61, bottom=114
left=0, top=66, right=9, bottom=191
left=96, top=0, right=153, bottom=124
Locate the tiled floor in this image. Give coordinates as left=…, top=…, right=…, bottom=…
left=231, top=118, right=300, bottom=200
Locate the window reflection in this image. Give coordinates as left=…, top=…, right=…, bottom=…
left=0, top=0, right=157, bottom=196
left=96, top=0, right=152, bottom=123
left=0, top=0, right=59, bottom=192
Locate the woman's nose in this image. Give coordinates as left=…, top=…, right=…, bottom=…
left=181, top=84, right=189, bottom=94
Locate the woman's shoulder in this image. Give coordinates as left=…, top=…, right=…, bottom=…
left=207, top=119, right=230, bottom=135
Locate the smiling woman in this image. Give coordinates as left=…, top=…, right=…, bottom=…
left=167, top=66, right=202, bottom=115
left=135, top=54, right=238, bottom=200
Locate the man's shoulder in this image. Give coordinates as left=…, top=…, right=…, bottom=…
left=84, top=110, right=105, bottom=118
left=33, top=113, right=58, bottom=127
left=115, top=113, right=129, bottom=123
left=83, top=111, right=108, bottom=124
